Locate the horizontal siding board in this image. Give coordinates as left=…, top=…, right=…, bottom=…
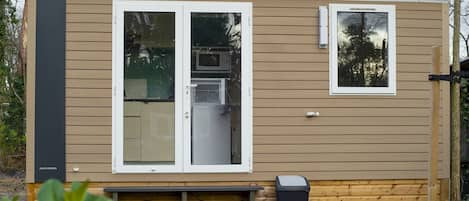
left=66, top=98, right=110, bottom=107
left=253, top=135, right=432, bottom=144
left=254, top=26, right=442, bottom=37
left=67, top=14, right=111, bottom=23
left=253, top=72, right=429, bottom=81
left=254, top=125, right=431, bottom=135
left=67, top=60, right=111, bottom=69
left=252, top=35, right=441, bottom=45
left=67, top=135, right=110, bottom=145
left=254, top=144, right=428, bottom=154
left=67, top=154, right=110, bottom=163
left=254, top=81, right=431, bottom=90
left=255, top=153, right=439, bottom=163
left=66, top=153, right=439, bottom=164
left=67, top=107, right=111, bottom=117
left=65, top=171, right=431, bottom=182
left=66, top=125, right=111, bottom=135
left=65, top=125, right=430, bottom=136
left=65, top=162, right=436, bottom=173
left=65, top=125, right=434, bottom=136
left=67, top=41, right=111, bottom=51
left=253, top=89, right=429, bottom=99
left=64, top=116, right=429, bottom=126
left=253, top=44, right=437, bottom=54
left=64, top=80, right=395, bottom=90
left=66, top=88, right=429, bottom=99
left=67, top=107, right=429, bottom=118
left=66, top=23, right=111, bottom=33
left=65, top=134, right=436, bottom=145
left=253, top=8, right=441, bottom=19
left=253, top=117, right=429, bottom=126
left=66, top=70, right=111, bottom=79
left=252, top=63, right=436, bottom=73
left=253, top=108, right=429, bottom=117
left=67, top=144, right=111, bottom=154
left=254, top=99, right=428, bottom=108
left=66, top=4, right=111, bottom=13
left=66, top=143, right=429, bottom=155
left=66, top=89, right=110, bottom=98
left=66, top=116, right=111, bottom=126
left=253, top=162, right=438, bottom=172
left=66, top=79, right=111, bottom=88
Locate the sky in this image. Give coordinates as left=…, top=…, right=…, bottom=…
left=450, top=0, right=469, bottom=61
left=15, top=0, right=25, bottom=17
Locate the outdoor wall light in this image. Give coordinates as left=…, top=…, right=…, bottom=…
left=319, top=6, right=328, bottom=48
left=306, top=112, right=320, bottom=118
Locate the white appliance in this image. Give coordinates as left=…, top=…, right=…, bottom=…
left=191, top=78, right=225, bottom=105
left=191, top=78, right=231, bottom=165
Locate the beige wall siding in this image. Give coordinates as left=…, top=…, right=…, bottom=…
left=25, top=0, right=36, bottom=183
left=64, top=0, right=449, bottom=182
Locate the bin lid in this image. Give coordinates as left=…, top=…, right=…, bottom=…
left=276, top=175, right=310, bottom=192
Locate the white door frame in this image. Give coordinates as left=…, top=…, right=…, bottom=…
left=113, top=1, right=184, bottom=173
left=182, top=3, right=252, bottom=173
left=113, top=1, right=252, bottom=173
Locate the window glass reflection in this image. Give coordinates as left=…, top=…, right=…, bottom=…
left=190, top=13, right=242, bottom=165
left=337, top=12, right=389, bottom=87
left=123, top=12, right=176, bottom=165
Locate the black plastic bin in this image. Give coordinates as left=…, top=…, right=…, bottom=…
left=276, top=176, right=310, bottom=201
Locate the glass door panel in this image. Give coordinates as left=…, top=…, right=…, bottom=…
left=123, top=12, right=176, bottom=165
left=190, top=13, right=242, bottom=165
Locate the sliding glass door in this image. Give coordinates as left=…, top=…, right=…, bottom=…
left=114, top=4, right=184, bottom=172
left=183, top=5, right=251, bottom=172
left=113, top=1, right=252, bottom=173
left=188, top=12, right=242, bottom=165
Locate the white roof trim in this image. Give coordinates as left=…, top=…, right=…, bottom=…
left=348, top=0, right=447, bottom=3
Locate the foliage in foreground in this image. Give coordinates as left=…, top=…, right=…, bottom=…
left=0, top=196, right=18, bottom=201
left=0, top=0, right=25, bottom=172
left=3, top=179, right=111, bottom=201
left=1, top=179, right=111, bottom=201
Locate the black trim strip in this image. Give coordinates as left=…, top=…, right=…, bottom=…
left=103, top=186, right=264, bottom=193
left=34, top=0, right=66, bottom=182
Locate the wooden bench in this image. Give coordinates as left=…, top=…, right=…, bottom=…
left=103, top=186, right=264, bottom=201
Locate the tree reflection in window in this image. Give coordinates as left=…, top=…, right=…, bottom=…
left=124, top=12, right=175, bottom=100
left=337, top=12, right=388, bottom=87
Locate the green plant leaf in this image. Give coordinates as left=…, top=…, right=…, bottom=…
left=64, top=191, right=73, bottom=201
left=37, top=179, right=65, bottom=201
left=84, top=194, right=111, bottom=201
left=71, top=182, right=89, bottom=201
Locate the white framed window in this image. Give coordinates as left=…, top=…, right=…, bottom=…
left=329, top=4, right=396, bottom=95
left=112, top=1, right=252, bottom=173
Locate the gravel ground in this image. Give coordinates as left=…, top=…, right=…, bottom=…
left=0, top=171, right=25, bottom=201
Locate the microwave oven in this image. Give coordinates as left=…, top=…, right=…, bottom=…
left=193, top=49, right=231, bottom=72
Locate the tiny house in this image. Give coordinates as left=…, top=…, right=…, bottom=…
left=25, top=0, right=450, bottom=200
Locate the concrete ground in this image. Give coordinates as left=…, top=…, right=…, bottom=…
left=0, top=171, right=25, bottom=201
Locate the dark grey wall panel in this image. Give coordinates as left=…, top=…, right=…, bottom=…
left=35, top=0, right=66, bottom=182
